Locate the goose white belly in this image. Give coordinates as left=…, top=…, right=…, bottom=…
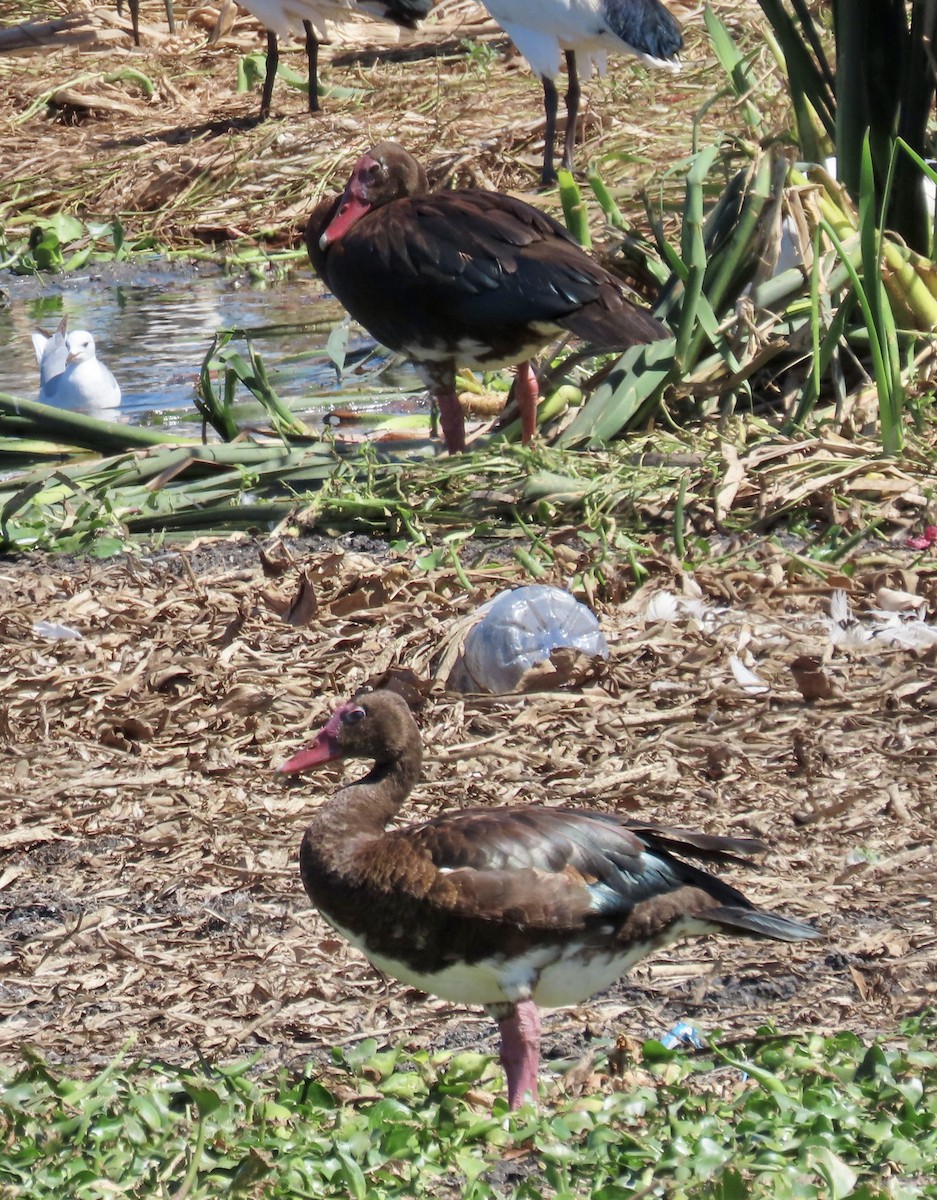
left=406, top=326, right=561, bottom=375
left=323, top=911, right=718, bottom=1009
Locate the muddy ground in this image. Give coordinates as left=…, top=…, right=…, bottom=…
left=1, top=535, right=934, bottom=1097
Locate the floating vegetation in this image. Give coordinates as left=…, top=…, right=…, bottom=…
left=3, top=1021, right=937, bottom=1198
left=1, top=373, right=934, bottom=557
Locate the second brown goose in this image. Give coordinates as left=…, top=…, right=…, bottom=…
left=305, top=141, right=670, bottom=452
left=280, top=690, right=821, bottom=1108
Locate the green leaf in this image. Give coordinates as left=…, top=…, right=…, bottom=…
left=326, top=320, right=350, bottom=377
left=557, top=337, right=675, bottom=445
left=336, top=1148, right=367, bottom=1200
left=47, top=213, right=85, bottom=242
left=181, top=1079, right=225, bottom=1117
left=558, top=169, right=591, bottom=248
left=808, top=1146, right=857, bottom=1199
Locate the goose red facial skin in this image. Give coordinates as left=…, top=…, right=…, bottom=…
left=279, top=709, right=348, bottom=773
left=319, top=161, right=377, bottom=250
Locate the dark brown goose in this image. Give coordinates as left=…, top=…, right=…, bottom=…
left=281, top=690, right=820, bottom=1108
left=306, top=141, right=669, bottom=452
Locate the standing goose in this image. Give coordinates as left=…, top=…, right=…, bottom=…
left=306, top=141, right=669, bottom=452
left=280, top=691, right=821, bottom=1109
left=481, top=0, right=683, bottom=185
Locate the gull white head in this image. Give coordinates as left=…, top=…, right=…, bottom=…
left=58, top=330, right=121, bottom=408
left=65, top=331, right=97, bottom=365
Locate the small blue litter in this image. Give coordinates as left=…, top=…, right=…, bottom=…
left=660, top=1021, right=705, bottom=1050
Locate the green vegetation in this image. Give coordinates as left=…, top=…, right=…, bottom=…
left=3, top=7, right=936, bottom=1199
left=556, top=3, right=937, bottom=453
left=2, top=404, right=928, bottom=568
left=2, top=1019, right=935, bottom=1198
left=4, top=4, right=937, bottom=554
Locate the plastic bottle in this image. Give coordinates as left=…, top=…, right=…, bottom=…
left=460, top=585, right=609, bottom=693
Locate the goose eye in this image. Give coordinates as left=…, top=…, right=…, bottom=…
left=342, top=706, right=367, bottom=726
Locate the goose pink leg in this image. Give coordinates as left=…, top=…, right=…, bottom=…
left=498, top=999, right=541, bottom=1108
left=436, top=390, right=466, bottom=453
left=514, top=361, right=540, bottom=445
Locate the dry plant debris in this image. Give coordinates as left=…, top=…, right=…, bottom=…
left=0, top=0, right=761, bottom=249
left=1, top=540, right=934, bottom=1091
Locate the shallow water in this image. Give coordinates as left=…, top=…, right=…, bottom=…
left=0, top=261, right=411, bottom=432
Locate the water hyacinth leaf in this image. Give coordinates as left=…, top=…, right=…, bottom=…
left=641, top=1037, right=678, bottom=1062
left=181, top=1079, right=225, bottom=1117
left=257, top=1099, right=292, bottom=1121
left=438, top=1051, right=491, bottom=1084
left=342, top=1038, right=380, bottom=1070
left=336, top=1148, right=367, bottom=1200
left=130, top=1092, right=171, bottom=1131
left=365, top=1097, right=414, bottom=1128
left=326, top=320, right=350, bottom=378
left=228, top=1147, right=273, bottom=1189
left=808, top=1147, right=857, bottom=1200
left=297, top=1080, right=336, bottom=1109
left=47, top=213, right=85, bottom=243
left=706, top=1168, right=751, bottom=1200
left=379, top=1072, right=426, bottom=1100
left=364, top=1049, right=401, bottom=1081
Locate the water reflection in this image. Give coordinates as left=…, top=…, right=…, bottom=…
left=0, top=264, right=405, bottom=429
